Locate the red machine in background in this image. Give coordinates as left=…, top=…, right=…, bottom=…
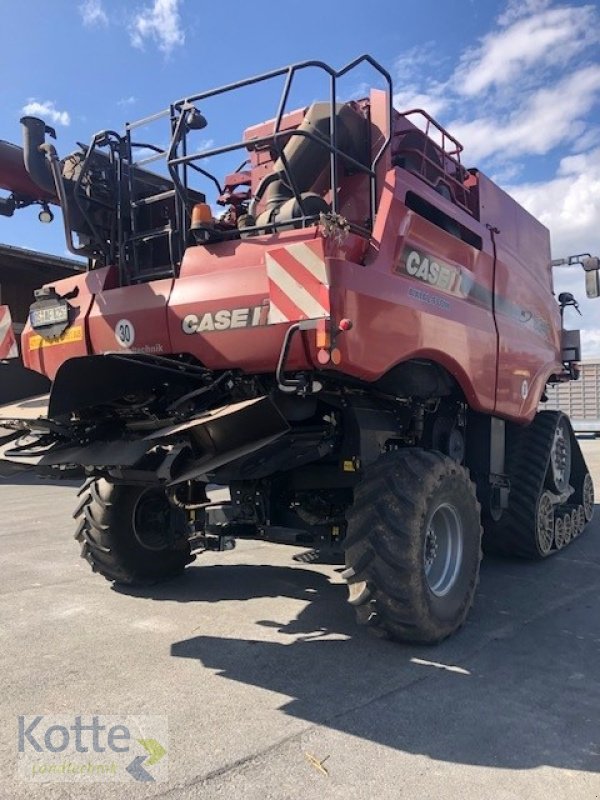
left=0, top=56, right=596, bottom=644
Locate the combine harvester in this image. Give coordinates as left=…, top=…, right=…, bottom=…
left=0, top=56, right=597, bottom=643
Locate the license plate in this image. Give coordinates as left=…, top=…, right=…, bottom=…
left=30, top=303, right=69, bottom=329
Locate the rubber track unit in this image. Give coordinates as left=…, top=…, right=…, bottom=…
left=343, top=448, right=482, bottom=644
left=487, top=410, right=592, bottom=558
left=73, top=478, right=195, bottom=585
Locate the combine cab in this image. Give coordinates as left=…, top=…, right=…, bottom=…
left=0, top=56, right=597, bottom=643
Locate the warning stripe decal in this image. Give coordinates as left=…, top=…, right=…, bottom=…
left=284, top=242, right=329, bottom=283
left=266, top=242, right=330, bottom=324
left=0, top=306, right=18, bottom=359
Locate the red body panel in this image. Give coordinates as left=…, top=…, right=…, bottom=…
left=19, top=167, right=562, bottom=423
left=23, top=267, right=116, bottom=379
left=331, top=169, right=497, bottom=412
left=476, top=172, right=561, bottom=419
left=88, top=279, right=174, bottom=357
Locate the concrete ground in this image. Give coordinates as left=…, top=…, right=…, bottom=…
left=0, top=443, right=599, bottom=799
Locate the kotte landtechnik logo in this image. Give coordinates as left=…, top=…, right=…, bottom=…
left=17, top=715, right=168, bottom=783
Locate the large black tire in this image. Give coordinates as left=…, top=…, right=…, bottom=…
left=74, top=478, right=195, bottom=585
left=343, top=449, right=482, bottom=644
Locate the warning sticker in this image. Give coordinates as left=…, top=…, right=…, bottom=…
left=29, top=326, right=83, bottom=350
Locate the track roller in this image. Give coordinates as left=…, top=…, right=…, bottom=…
left=484, top=411, right=594, bottom=559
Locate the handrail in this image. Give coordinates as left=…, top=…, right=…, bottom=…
left=159, top=55, right=392, bottom=242
left=77, top=56, right=395, bottom=282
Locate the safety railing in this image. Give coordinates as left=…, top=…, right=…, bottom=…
left=124, top=56, right=392, bottom=277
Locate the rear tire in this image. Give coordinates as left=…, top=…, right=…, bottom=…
left=343, top=449, right=482, bottom=644
left=74, top=478, right=195, bottom=585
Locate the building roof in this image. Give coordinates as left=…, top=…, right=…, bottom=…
left=0, top=243, right=85, bottom=279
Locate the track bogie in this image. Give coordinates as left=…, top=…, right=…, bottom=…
left=484, top=411, right=594, bottom=559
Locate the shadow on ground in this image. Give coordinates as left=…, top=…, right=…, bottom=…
left=117, top=516, right=600, bottom=774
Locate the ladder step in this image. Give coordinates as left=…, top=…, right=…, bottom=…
left=128, top=225, right=172, bottom=243
left=131, top=189, right=176, bottom=208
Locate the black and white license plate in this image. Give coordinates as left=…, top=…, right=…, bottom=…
left=30, top=302, right=69, bottom=329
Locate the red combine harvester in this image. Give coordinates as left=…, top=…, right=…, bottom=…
left=0, top=56, right=597, bottom=643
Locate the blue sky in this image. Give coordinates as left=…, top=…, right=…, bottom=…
left=1, top=0, right=599, bottom=349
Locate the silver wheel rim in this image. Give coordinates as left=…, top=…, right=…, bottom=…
left=424, top=503, right=464, bottom=596
left=550, top=419, right=571, bottom=493
left=583, top=474, right=594, bottom=521
left=537, top=492, right=555, bottom=555
left=554, top=517, right=565, bottom=549
left=576, top=505, right=586, bottom=536
left=569, top=509, right=578, bottom=541
left=562, top=513, right=572, bottom=545
left=554, top=517, right=565, bottom=550
left=132, top=488, right=174, bottom=552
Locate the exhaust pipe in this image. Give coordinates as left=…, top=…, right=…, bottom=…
left=20, top=116, right=56, bottom=196
left=0, top=140, right=56, bottom=202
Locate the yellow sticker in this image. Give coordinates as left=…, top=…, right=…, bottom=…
left=342, top=459, right=356, bottom=472
left=29, top=326, right=83, bottom=350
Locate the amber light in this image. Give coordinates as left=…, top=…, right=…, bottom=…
left=191, top=203, right=213, bottom=227
left=316, top=329, right=331, bottom=349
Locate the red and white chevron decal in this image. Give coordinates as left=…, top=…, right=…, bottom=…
left=0, top=305, right=18, bottom=359
left=266, top=241, right=330, bottom=324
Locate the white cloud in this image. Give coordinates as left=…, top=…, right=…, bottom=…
left=391, top=2, right=600, bottom=170
left=455, top=5, right=597, bottom=96
left=196, top=138, right=214, bottom=152
left=21, top=99, right=71, bottom=127
left=130, top=0, right=184, bottom=55
left=581, top=330, right=600, bottom=358
left=389, top=3, right=600, bottom=358
left=507, top=147, right=600, bottom=258
left=507, top=146, right=600, bottom=356
left=449, top=64, right=600, bottom=161
left=118, top=96, right=137, bottom=106
left=393, top=89, right=447, bottom=120
left=392, top=45, right=449, bottom=119
left=79, top=0, right=108, bottom=27
left=497, top=0, right=552, bottom=26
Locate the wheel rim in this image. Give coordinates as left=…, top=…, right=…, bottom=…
left=570, top=509, right=578, bottom=541
left=563, top=512, right=573, bottom=547
left=550, top=418, right=572, bottom=493
left=423, top=503, right=464, bottom=596
left=536, top=492, right=555, bottom=555
left=575, top=505, right=586, bottom=536
left=554, top=517, right=565, bottom=549
left=132, top=488, right=176, bottom=552
left=562, top=513, right=572, bottom=545
left=583, top=473, right=594, bottom=522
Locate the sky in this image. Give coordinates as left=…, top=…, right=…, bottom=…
left=0, top=0, right=599, bottom=352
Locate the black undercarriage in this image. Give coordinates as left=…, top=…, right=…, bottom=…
left=0, top=352, right=471, bottom=550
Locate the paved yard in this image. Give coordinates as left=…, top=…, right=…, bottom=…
left=0, top=442, right=599, bottom=798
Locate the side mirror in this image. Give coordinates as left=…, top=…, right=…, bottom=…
left=554, top=253, right=600, bottom=299
left=583, top=256, right=600, bottom=298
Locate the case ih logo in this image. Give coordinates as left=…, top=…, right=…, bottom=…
left=0, top=305, right=18, bottom=359
left=182, top=305, right=267, bottom=334
left=399, top=248, right=464, bottom=295
left=182, top=243, right=331, bottom=334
